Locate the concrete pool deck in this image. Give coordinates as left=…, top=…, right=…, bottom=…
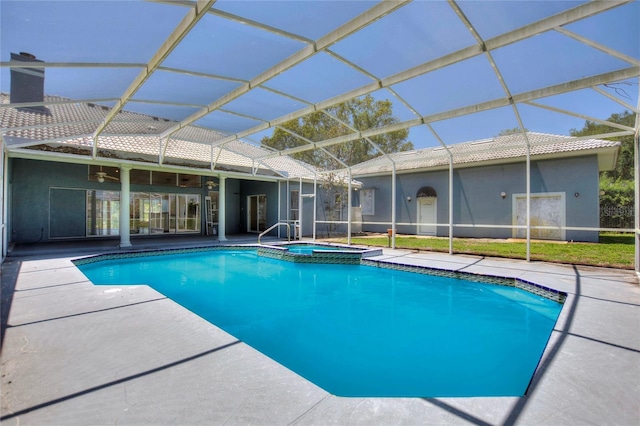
left=1, top=238, right=638, bottom=425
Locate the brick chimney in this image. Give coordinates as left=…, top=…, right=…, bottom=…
left=10, top=52, right=47, bottom=113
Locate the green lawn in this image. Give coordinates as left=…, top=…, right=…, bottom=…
left=327, top=233, right=635, bottom=269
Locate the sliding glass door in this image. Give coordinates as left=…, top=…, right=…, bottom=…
left=176, top=194, right=200, bottom=233
left=86, top=190, right=120, bottom=236
left=247, top=194, right=267, bottom=233
left=85, top=190, right=201, bottom=236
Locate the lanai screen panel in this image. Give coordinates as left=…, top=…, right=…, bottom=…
left=0, top=0, right=637, bottom=176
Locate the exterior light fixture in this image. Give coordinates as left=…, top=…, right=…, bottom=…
left=500, top=192, right=507, bottom=199
left=407, top=196, right=412, bottom=202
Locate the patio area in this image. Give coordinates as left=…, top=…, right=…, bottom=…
left=1, top=239, right=638, bottom=425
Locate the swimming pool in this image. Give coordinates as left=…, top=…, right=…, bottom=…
left=76, top=248, right=564, bottom=397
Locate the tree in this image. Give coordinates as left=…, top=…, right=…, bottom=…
left=570, top=110, right=636, bottom=229
left=261, top=95, right=413, bottom=170
left=599, top=176, right=634, bottom=229
left=496, top=127, right=528, bottom=136
left=570, top=110, right=635, bottom=181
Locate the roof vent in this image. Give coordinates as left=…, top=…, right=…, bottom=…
left=10, top=52, right=48, bottom=114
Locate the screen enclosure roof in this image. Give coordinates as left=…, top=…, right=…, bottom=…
left=1, top=0, right=638, bottom=180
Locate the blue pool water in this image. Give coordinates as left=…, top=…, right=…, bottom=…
left=77, top=250, right=562, bottom=397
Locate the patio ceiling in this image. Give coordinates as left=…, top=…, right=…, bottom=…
left=1, top=0, right=639, bottom=179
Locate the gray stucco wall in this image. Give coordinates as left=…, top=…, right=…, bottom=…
left=9, top=155, right=601, bottom=244
left=355, top=155, right=600, bottom=242
left=11, top=159, right=96, bottom=243
left=9, top=159, right=297, bottom=243
left=10, top=159, right=207, bottom=243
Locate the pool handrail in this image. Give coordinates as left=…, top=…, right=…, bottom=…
left=258, top=222, right=291, bottom=245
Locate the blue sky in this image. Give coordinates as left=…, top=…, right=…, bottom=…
left=1, top=0, right=638, bottom=150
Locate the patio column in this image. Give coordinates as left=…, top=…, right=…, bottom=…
left=218, top=175, right=227, bottom=241
left=119, top=165, right=132, bottom=248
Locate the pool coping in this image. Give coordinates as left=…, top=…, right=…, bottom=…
left=1, top=246, right=638, bottom=425
left=72, top=244, right=566, bottom=304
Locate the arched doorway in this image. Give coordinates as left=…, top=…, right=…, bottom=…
left=416, top=186, right=437, bottom=235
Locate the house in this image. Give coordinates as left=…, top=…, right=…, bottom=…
left=0, top=90, right=325, bottom=246
left=0, top=52, right=622, bottom=251
left=0, top=92, right=621, bottom=248
left=348, top=133, right=620, bottom=242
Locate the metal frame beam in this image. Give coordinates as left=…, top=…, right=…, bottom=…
left=159, top=0, right=411, bottom=140
left=208, top=0, right=632, bottom=150
left=256, top=67, right=640, bottom=160
left=91, top=0, right=218, bottom=157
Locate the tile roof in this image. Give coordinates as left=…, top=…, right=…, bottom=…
left=348, top=132, right=621, bottom=176
left=1, top=94, right=620, bottom=180
left=0, top=93, right=317, bottom=178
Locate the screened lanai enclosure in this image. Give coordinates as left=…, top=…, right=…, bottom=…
left=0, top=0, right=638, bottom=272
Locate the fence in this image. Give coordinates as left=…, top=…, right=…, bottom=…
left=600, top=205, right=635, bottom=230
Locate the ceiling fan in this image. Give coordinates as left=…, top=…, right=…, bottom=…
left=96, top=166, right=119, bottom=183
left=206, top=180, right=218, bottom=190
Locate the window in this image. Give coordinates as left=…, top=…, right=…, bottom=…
left=152, top=171, right=176, bottom=187
left=86, top=190, right=120, bottom=236
left=85, top=190, right=200, bottom=236
left=88, top=165, right=120, bottom=183
left=178, top=173, right=200, bottom=188
left=248, top=194, right=267, bottom=232
left=131, top=192, right=200, bottom=234
left=131, top=169, right=151, bottom=185
left=130, top=192, right=150, bottom=233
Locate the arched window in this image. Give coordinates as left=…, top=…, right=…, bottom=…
left=416, top=186, right=437, bottom=198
